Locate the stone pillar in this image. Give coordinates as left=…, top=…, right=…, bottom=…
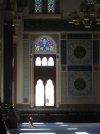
left=3, top=20, right=13, bottom=106
left=3, top=0, right=13, bottom=106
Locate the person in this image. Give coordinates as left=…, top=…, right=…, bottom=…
left=28, top=116, right=35, bottom=128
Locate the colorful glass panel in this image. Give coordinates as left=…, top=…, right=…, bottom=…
left=34, top=36, right=55, bottom=53
left=34, top=0, right=42, bottom=13
left=48, top=0, right=55, bottom=13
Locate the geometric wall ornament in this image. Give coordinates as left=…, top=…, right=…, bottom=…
left=74, top=46, right=86, bottom=59
left=67, top=40, right=92, bottom=65
left=74, top=78, right=86, bottom=91
left=68, top=71, right=92, bottom=96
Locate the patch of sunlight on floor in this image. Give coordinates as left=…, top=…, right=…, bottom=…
left=55, top=122, right=64, bottom=124
left=20, top=133, right=56, bottom=134
left=22, top=122, right=45, bottom=125
left=22, top=124, right=46, bottom=127
left=20, top=128, right=51, bottom=131
left=75, top=132, right=89, bottom=134
left=67, top=128, right=78, bottom=130
left=60, top=124, right=69, bottom=127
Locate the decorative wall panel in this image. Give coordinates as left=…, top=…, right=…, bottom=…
left=67, top=40, right=92, bottom=65
left=68, top=71, right=92, bottom=96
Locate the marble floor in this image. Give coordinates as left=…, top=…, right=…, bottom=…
left=9, top=122, right=100, bottom=134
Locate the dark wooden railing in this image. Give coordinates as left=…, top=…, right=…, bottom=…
left=19, top=108, right=100, bottom=123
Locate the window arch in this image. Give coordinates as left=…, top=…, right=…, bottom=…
left=45, top=79, right=54, bottom=106
left=48, top=57, right=54, bottom=66
left=35, top=79, right=54, bottom=106
left=35, top=79, right=44, bottom=106
left=35, top=57, right=54, bottom=66
left=35, top=57, right=41, bottom=66
left=42, top=57, right=48, bottom=66
left=34, top=36, right=56, bottom=54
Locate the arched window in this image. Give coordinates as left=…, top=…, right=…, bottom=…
left=45, top=80, right=54, bottom=106
left=34, top=36, right=56, bottom=54
left=48, top=0, right=55, bottom=13
left=42, top=57, right=48, bottom=66
left=35, top=79, right=44, bottom=106
left=48, top=57, right=54, bottom=66
left=35, top=57, right=41, bottom=66
left=34, top=0, right=42, bottom=13
left=35, top=56, right=54, bottom=66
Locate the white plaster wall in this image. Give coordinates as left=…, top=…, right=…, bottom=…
left=16, top=21, right=24, bottom=104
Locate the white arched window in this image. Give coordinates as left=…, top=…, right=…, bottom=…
left=42, top=57, right=48, bottom=66
left=48, top=57, right=54, bottom=66
left=35, top=79, right=44, bottom=106
left=35, top=57, right=41, bottom=66
left=45, top=79, right=54, bottom=106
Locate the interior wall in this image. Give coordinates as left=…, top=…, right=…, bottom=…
left=16, top=21, right=24, bottom=104
left=60, top=0, right=80, bottom=17
left=16, top=31, right=100, bottom=107
left=5, top=0, right=100, bottom=108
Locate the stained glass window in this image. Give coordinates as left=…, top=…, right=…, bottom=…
left=34, top=36, right=56, bottom=54
left=34, top=0, right=42, bottom=13
left=32, top=0, right=59, bottom=14
left=48, top=0, right=55, bottom=13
